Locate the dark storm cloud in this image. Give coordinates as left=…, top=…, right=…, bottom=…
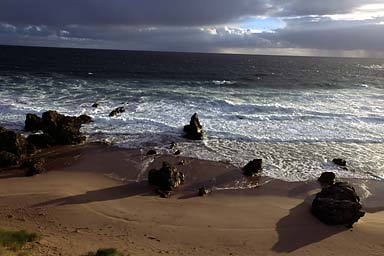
left=0, top=0, right=383, bottom=56
left=0, top=0, right=271, bottom=26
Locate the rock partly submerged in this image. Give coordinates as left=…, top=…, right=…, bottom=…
left=243, top=159, right=262, bottom=177
left=109, top=107, right=125, bottom=117
left=312, top=181, right=365, bottom=228
left=183, top=113, right=205, bottom=140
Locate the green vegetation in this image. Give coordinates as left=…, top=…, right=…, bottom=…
left=0, top=228, right=40, bottom=256
left=84, top=248, right=124, bottom=256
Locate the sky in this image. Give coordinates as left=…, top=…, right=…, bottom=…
left=0, top=1, right=384, bottom=57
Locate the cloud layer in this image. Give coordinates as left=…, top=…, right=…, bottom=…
left=0, top=0, right=384, bottom=57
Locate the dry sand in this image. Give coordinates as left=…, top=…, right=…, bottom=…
left=0, top=143, right=383, bottom=255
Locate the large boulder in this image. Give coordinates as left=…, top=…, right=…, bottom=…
left=25, top=113, right=42, bottom=132
left=183, top=113, right=205, bottom=140
left=312, top=182, right=365, bottom=227
left=27, top=134, right=55, bottom=149
left=148, top=162, right=185, bottom=191
left=243, top=159, right=262, bottom=177
left=29, top=111, right=86, bottom=145
left=0, top=151, right=20, bottom=167
left=0, top=127, right=28, bottom=157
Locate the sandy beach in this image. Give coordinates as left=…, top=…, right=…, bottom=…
left=0, top=143, right=383, bottom=255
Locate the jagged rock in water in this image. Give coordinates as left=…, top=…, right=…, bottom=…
left=146, top=149, right=157, bottom=156
left=148, top=162, right=185, bottom=191
left=109, top=107, right=125, bottom=117
left=318, top=172, right=336, bottom=186
left=183, top=113, right=205, bottom=140
left=0, top=127, right=28, bottom=157
left=92, top=103, right=99, bottom=108
left=77, top=114, right=93, bottom=124
left=243, top=159, right=262, bottom=177
left=25, top=113, right=42, bottom=132
left=198, top=187, right=210, bottom=197
left=0, top=151, right=19, bottom=167
left=174, top=150, right=181, bottom=155
left=312, top=182, right=365, bottom=227
left=333, top=158, right=347, bottom=167
left=24, top=158, right=46, bottom=176
left=37, top=111, right=86, bottom=145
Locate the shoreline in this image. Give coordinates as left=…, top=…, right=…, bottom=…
left=0, top=142, right=383, bottom=255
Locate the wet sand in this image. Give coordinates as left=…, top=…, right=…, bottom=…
left=0, top=143, right=383, bottom=255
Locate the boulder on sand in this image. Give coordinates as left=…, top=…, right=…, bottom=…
left=24, top=158, right=46, bottom=176
left=183, top=113, right=205, bottom=140
left=148, top=162, right=185, bottom=191
left=0, top=127, right=28, bottom=157
left=243, top=159, right=262, bottom=177
left=312, top=182, right=365, bottom=227
left=0, top=151, right=20, bottom=167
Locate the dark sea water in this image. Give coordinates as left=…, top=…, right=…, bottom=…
left=0, top=45, right=383, bottom=181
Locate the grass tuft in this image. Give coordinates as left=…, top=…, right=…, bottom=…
left=0, top=229, right=40, bottom=255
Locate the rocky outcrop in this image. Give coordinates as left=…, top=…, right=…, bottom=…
left=183, top=113, right=205, bottom=140
left=25, top=113, right=42, bottom=132
left=333, top=158, right=347, bottom=167
left=312, top=182, right=365, bottom=227
left=109, top=107, right=125, bottom=117
left=318, top=172, right=336, bottom=186
left=26, top=110, right=88, bottom=146
left=24, top=158, right=46, bottom=176
left=243, top=159, right=262, bottom=177
left=148, top=162, right=185, bottom=191
left=0, top=127, right=28, bottom=157
left=0, top=151, right=19, bottom=167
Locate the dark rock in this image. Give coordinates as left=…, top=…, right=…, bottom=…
left=77, top=114, right=93, bottom=124
left=146, top=150, right=157, bottom=156
left=333, top=158, right=347, bottom=167
left=92, top=103, right=99, bottom=108
left=148, top=162, right=184, bottom=191
left=198, top=187, right=210, bottom=197
left=312, top=182, right=365, bottom=227
left=155, top=189, right=172, bottom=198
left=55, top=116, right=85, bottom=145
left=318, top=172, right=336, bottom=186
left=41, top=110, right=64, bottom=135
left=27, top=134, right=55, bottom=149
left=0, top=151, right=19, bottom=167
left=109, top=107, right=125, bottom=117
left=183, top=113, right=205, bottom=140
left=243, top=159, right=262, bottom=177
left=174, top=150, right=181, bottom=155
left=25, top=113, right=42, bottom=132
left=24, top=158, right=46, bottom=176
left=170, top=142, right=176, bottom=149
left=0, top=127, right=28, bottom=157
left=178, top=160, right=186, bottom=165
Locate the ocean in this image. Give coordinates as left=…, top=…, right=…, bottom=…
left=0, top=45, right=383, bottom=181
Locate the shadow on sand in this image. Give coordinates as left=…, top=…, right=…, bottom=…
left=272, top=201, right=346, bottom=253
left=33, top=181, right=152, bottom=207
